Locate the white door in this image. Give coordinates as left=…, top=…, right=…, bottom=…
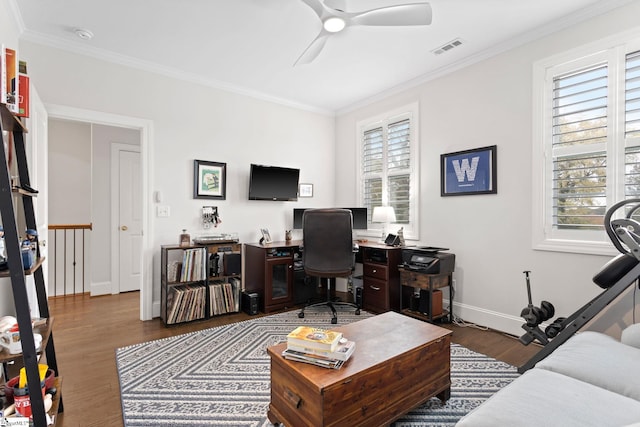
left=114, top=145, right=141, bottom=293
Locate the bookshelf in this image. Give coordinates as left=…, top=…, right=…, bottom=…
left=0, top=103, right=62, bottom=425
left=160, top=241, right=241, bottom=325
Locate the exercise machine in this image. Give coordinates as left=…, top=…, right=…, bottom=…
left=519, top=271, right=555, bottom=346
left=518, top=198, right=640, bottom=373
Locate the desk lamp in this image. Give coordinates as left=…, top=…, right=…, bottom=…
left=372, top=206, right=396, bottom=240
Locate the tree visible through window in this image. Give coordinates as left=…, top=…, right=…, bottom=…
left=535, top=40, right=640, bottom=251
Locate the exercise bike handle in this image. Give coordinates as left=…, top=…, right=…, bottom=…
left=523, top=270, right=533, bottom=306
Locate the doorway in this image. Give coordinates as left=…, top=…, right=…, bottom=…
left=46, top=105, right=153, bottom=320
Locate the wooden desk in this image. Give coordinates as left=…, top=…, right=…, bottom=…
left=244, top=240, right=403, bottom=314
left=267, top=311, right=451, bottom=426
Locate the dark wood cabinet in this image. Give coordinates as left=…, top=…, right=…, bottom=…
left=265, top=257, right=294, bottom=310
left=360, top=243, right=402, bottom=313
left=245, top=242, right=298, bottom=313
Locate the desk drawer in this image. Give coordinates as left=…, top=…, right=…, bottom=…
left=363, top=277, right=389, bottom=313
left=364, top=263, right=388, bottom=281
left=400, top=270, right=450, bottom=289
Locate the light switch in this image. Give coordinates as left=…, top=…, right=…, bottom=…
left=157, top=205, right=170, bottom=217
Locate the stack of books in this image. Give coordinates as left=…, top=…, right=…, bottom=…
left=282, top=326, right=356, bottom=369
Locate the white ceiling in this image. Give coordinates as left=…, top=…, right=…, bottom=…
left=10, top=0, right=634, bottom=113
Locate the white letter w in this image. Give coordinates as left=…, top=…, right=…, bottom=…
left=452, top=156, right=479, bottom=183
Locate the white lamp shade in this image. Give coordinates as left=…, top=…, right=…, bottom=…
left=372, top=206, right=396, bottom=223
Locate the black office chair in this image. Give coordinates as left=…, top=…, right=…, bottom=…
left=298, top=208, right=361, bottom=324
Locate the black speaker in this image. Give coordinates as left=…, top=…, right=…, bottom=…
left=419, top=289, right=443, bottom=317
left=242, top=292, right=259, bottom=315
left=224, top=253, right=241, bottom=276
left=355, top=286, right=363, bottom=308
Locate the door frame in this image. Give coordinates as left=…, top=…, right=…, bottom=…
left=45, top=104, right=154, bottom=321
left=110, top=142, right=141, bottom=295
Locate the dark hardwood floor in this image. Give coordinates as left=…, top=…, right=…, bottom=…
left=48, top=291, right=540, bottom=427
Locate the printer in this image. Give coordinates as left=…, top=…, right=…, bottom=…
left=401, top=247, right=455, bottom=274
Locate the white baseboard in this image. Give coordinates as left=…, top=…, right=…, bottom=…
left=90, top=281, right=112, bottom=296
left=153, top=300, right=161, bottom=319
left=447, top=299, right=526, bottom=337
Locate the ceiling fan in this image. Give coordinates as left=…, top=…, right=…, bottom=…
left=295, top=0, right=432, bottom=65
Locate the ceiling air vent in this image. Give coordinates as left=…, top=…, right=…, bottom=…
left=432, top=38, right=463, bottom=55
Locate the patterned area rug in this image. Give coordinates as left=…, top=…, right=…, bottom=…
left=116, top=309, right=519, bottom=426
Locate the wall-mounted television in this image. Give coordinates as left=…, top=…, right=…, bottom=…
left=293, top=207, right=368, bottom=229
left=248, top=164, right=300, bottom=201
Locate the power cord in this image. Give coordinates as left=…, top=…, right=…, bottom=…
left=447, top=282, right=489, bottom=330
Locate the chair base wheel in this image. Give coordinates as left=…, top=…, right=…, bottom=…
left=331, top=317, right=337, bottom=324
left=298, top=312, right=304, bottom=318
left=355, top=309, right=360, bottom=315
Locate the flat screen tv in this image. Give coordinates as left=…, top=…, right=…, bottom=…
left=293, top=207, right=368, bottom=229
left=248, top=164, right=300, bottom=201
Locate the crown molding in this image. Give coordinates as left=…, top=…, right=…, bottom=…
left=9, top=0, right=634, bottom=117
left=6, top=0, right=25, bottom=34
left=336, top=0, right=636, bottom=115
left=17, top=28, right=335, bottom=117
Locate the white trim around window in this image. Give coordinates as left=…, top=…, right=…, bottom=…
left=532, top=29, right=640, bottom=256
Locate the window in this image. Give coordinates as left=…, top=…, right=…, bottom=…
left=533, top=36, right=640, bottom=254
left=358, top=103, right=419, bottom=239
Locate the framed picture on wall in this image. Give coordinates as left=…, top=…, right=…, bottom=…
left=194, top=160, right=226, bottom=199
left=441, top=145, right=497, bottom=196
left=298, top=183, right=313, bottom=198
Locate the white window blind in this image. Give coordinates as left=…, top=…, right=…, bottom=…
left=625, top=51, right=640, bottom=204
left=387, top=119, right=411, bottom=223
left=626, top=51, right=640, bottom=140
left=534, top=38, right=640, bottom=253
left=551, top=65, right=608, bottom=230
left=359, top=105, right=418, bottom=238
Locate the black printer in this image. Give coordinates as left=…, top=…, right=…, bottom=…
left=401, top=247, right=455, bottom=274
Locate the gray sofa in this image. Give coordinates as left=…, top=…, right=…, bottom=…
left=456, top=326, right=640, bottom=427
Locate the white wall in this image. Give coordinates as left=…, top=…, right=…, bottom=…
left=18, top=40, right=336, bottom=312
left=335, top=2, right=640, bottom=338
left=48, top=120, right=91, bottom=223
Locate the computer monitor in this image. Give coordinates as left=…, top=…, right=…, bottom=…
left=293, top=208, right=368, bottom=229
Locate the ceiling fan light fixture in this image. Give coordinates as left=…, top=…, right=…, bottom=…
left=323, top=17, right=346, bottom=33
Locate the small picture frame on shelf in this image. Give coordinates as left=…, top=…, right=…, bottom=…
left=194, top=160, right=227, bottom=199
left=260, top=228, right=272, bottom=245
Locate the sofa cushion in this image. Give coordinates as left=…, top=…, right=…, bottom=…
left=535, top=331, right=640, bottom=401
left=455, top=368, right=640, bottom=427
left=622, top=324, right=640, bottom=349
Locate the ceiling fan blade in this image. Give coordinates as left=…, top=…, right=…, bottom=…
left=294, top=32, right=330, bottom=66
left=323, top=0, right=347, bottom=12
left=351, top=3, right=432, bottom=26
left=299, top=0, right=325, bottom=18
